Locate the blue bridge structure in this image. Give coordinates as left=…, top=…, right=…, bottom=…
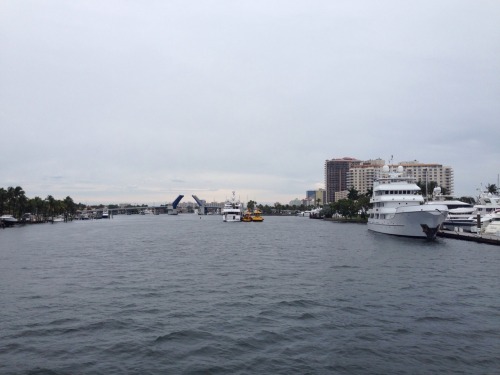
left=167, top=195, right=184, bottom=215
left=192, top=195, right=221, bottom=215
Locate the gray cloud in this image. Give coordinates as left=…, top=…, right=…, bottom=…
left=1, top=0, right=499, bottom=203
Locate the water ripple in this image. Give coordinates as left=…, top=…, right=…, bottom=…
left=1, top=215, right=499, bottom=374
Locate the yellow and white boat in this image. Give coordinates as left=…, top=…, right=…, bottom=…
left=251, top=209, right=264, bottom=222
left=242, top=210, right=253, bottom=222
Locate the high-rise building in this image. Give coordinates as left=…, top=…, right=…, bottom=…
left=324, top=157, right=361, bottom=203
left=346, top=159, right=385, bottom=195
left=399, top=161, right=454, bottom=195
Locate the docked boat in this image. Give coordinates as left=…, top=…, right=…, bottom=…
left=442, top=207, right=478, bottom=231
left=367, top=165, right=448, bottom=239
left=427, top=194, right=476, bottom=231
left=472, top=190, right=500, bottom=217
left=251, top=208, right=264, bottom=222
left=482, top=209, right=500, bottom=236
left=242, top=210, right=252, bottom=222
left=435, top=189, right=500, bottom=232
left=0, top=214, right=18, bottom=227
left=222, top=191, right=242, bottom=222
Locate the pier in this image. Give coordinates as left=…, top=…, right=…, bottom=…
left=438, top=230, right=500, bottom=246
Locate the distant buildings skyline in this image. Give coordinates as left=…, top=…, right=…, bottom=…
left=320, top=157, right=454, bottom=204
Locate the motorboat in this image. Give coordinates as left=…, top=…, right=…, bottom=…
left=367, top=164, right=448, bottom=239
left=1, top=214, right=18, bottom=227
left=52, top=215, right=64, bottom=223
left=222, top=191, right=242, bottom=222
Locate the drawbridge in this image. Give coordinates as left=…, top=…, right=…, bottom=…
left=167, top=195, right=184, bottom=215
left=192, top=195, right=220, bottom=215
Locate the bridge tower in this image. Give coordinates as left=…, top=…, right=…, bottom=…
left=192, top=195, right=207, bottom=215
left=167, top=195, right=184, bottom=215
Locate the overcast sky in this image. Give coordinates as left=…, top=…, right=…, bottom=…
left=1, top=1, right=499, bottom=205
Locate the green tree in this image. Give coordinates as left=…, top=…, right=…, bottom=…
left=63, top=196, right=76, bottom=216
left=45, top=195, right=56, bottom=218
left=336, top=199, right=358, bottom=218
left=347, top=187, right=359, bottom=200
left=357, top=195, right=371, bottom=218
left=247, top=200, right=256, bottom=211
left=486, top=183, right=499, bottom=195
left=417, top=180, right=438, bottom=197
left=0, top=188, right=7, bottom=215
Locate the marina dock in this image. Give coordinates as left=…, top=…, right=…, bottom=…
left=438, top=230, right=500, bottom=246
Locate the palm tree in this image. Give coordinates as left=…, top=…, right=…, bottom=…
left=29, top=196, right=45, bottom=221
left=63, top=196, right=76, bottom=217
left=45, top=195, right=56, bottom=219
left=347, top=187, right=359, bottom=200
left=247, top=200, right=256, bottom=211
left=6, top=187, right=15, bottom=215
left=0, top=188, right=6, bottom=215
left=486, top=184, right=499, bottom=195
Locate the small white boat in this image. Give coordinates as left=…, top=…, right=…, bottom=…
left=367, top=164, right=448, bottom=239
left=222, top=191, right=242, bottom=222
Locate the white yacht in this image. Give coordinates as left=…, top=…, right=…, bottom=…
left=473, top=190, right=500, bottom=216
left=427, top=192, right=476, bottom=231
left=482, top=209, right=500, bottom=236
left=222, top=191, right=242, bottom=222
left=367, top=165, right=448, bottom=239
left=440, top=190, right=500, bottom=233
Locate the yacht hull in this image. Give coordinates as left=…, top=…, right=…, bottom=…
left=368, top=206, right=448, bottom=239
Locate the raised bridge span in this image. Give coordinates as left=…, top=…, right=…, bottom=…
left=191, top=195, right=221, bottom=215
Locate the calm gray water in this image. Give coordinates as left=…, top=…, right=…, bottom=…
left=1, top=215, right=499, bottom=374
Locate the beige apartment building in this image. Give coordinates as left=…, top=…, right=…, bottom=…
left=346, top=160, right=454, bottom=196
left=398, top=161, right=454, bottom=195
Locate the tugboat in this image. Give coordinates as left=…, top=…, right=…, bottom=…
left=242, top=210, right=252, bottom=222
left=251, top=208, right=264, bottom=222
left=367, top=164, right=448, bottom=239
